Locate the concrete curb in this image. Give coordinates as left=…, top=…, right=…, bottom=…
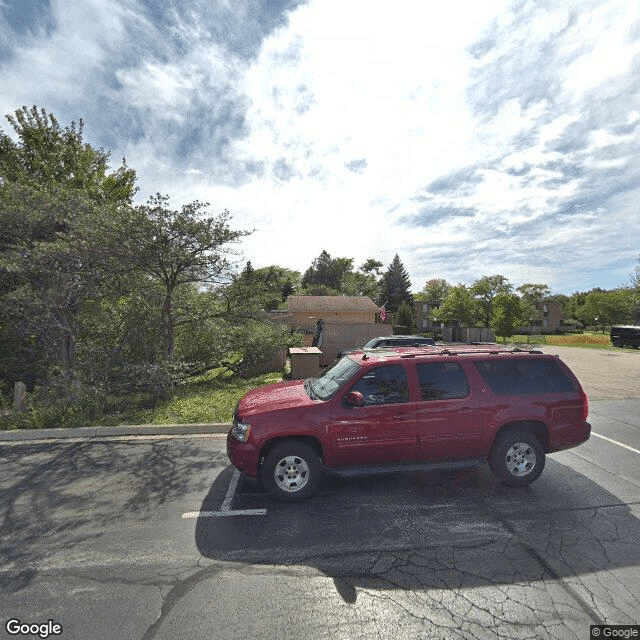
left=0, top=422, right=231, bottom=442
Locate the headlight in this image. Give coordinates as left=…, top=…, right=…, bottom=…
left=231, top=419, right=252, bottom=442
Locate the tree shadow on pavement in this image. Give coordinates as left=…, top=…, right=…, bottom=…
left=0, top=438, right=227, bottom=594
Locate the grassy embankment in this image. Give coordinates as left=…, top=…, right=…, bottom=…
left=0, top=369, right=285, bottom=431
left=504, top=332, right=618, bottom=349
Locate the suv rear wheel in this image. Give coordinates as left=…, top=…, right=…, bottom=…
left=489, top=430, right=545, bottom=486
left=261, top=441, right=322, bottom=502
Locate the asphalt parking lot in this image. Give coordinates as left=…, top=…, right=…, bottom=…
left=0, top=347, right=638, bottom=640
left=536, top=344, right=640, bottom=400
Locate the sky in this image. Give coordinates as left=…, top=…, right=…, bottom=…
left=1, top=0, right=640, bottom=295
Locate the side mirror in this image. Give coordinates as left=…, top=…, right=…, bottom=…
left=344, top=391, right=364, bottom=408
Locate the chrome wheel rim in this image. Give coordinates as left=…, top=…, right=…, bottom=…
left=274, top=455, right=310, bottom=492
left=505, top=442, right=536, bottom=477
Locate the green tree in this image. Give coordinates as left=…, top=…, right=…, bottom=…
left=491, top=293, right=522, bottom=342
left=129, top=194, right=250, bottom=359
left=0, top=105, right=136, bottom=203
left=518, top=297, right=542, bottom=333
left=632, top=256, right=640, bottom=310
left=431, top=284, right=479, bottom=326
left=380, top=254, right=413, bottom=313
left=224, top=264, right=300, bottom=312
left=0, top=106, right=138, bottom=385
left=416, top=278, right=450, bottom=305
left=301, top=250, right=353, bottom=292
left=516, top=283, right=551, bottom=302
left=582, top=289, right=635, bottom=332
left=395, top=300, right=415, bottom=332
left=360, top=258, right=383, bottom=276
left=471, top=275, right=512, bottom=327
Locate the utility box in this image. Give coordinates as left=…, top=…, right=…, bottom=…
left=289, top=347, right=322, bottom=380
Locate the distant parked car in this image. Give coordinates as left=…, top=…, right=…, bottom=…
left=340, top=335, right=436, bottom=358
left=610, top=325, right=640, bottom=348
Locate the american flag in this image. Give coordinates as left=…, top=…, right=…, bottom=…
left=379, top=305, right=387, bottom=322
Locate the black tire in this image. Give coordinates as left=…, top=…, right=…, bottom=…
left=612, top=337, right=623, bottom=348
left=261, top=441, right=322, bottom=502
left=488, top=429, right=545, bottom=486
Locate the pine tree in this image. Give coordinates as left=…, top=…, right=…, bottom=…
left=380, top=254, right=413, bottom=313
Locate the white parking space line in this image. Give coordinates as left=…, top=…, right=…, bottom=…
left=592, top=432, right=640, bottom=455
left=182, top=468, right=267, bottom=519
left=221, top=468, right=241, bottom=511
left=182, top=509, right=267, bottom=518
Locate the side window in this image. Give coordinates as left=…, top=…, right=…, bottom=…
left=474, top=359, right=576, bottom=395
left=417, top=362, right=469, bottom=400
left=349, top=365, right=410, bottom=405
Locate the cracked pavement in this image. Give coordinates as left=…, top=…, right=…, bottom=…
left=1, top=400, right=639, bottom=640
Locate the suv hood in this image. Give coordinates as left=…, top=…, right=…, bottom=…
left=236, top=379, right=316, bottom=419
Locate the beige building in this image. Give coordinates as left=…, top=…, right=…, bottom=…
left=287, top=296, right=382, bottom=330
left=284, top=296, right=391, bottom=364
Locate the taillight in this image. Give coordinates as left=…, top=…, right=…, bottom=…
left=580, top=390, right=589, bottom=421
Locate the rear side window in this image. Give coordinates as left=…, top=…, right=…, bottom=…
left=416, top=362, right=469, bottom=400
left=349, top=364, right=410, bottom=405
left=474, top=358, right=576, bottom=395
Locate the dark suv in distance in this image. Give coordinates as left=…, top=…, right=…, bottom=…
left=227, top=346, right=591, bottom=501
left=610, top=325, right=640, bottom=348
left=340, top=335, right=436, bottom=357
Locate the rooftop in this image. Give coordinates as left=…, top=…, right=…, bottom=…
left=287, top=296, right=381, bottom=313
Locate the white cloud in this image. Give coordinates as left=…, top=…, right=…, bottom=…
left=1, top=0, right=640, bottom=294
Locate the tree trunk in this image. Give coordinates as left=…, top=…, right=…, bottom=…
left=53, top=310, right=76, bottom=377
left=163, top=290, right=175, bottom=360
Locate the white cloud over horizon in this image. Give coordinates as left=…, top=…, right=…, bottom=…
left=1, top=0, right=639, bottom=295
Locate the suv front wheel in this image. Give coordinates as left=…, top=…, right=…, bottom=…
left=489, top=430, right=545, bottom=486
left=261, top=441, right=322, bottom=502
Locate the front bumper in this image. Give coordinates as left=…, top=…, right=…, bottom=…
left=226, top=432, right=259, bottom=477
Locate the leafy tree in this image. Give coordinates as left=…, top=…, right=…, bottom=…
left=380, top=254, right=413, bottom=313
left=518, top=298, right=542, bottom=333
left=0, top=106, right=138, bottom=386
left=516, top=283, right=551, bottom=302
left=582, top=289, right=635, bottom=332
left=340, top=270, right=381, bottom=299
left=416, top=278, right=451, bottom=305
left=471, top=275, right=512, bottom=327
left=301, top=250, right=353, bottom=292
left=395, top=300, right=415, bottom=333
left=128, top=194, right=250, bottom=359
left=224, top=264, right=300, bottom=312
left=431, top=284, right=480, bottom=326
left=632, top=256, right=640, bottom=310
left=0, top=105, right=136, bottom=203
left=491, top=293, right=522, bottom=342
left=360, top=258, right=383, bottom=276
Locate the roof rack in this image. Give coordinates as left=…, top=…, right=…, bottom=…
left=436, top=347, right=543, bottom=356
left=373, top=346, right=543, bottom=357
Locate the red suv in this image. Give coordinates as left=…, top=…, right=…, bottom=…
left=227, top=347, right=590, bottom=501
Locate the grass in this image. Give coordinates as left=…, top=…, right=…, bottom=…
left=504, top=332, right=628, bottom=350
left=0, top=369, right=285, bottom=431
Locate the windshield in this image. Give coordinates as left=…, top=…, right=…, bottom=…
left=362, top=338, right=379, bottom=349
left=308, top=356, right=360, bottom=400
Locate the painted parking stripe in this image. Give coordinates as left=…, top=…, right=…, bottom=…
left=592, top=432, right=640, bottom=455
left=221, top=468, right=241, bottom=511
left=182, top=509, right=266, bottom=518
left=182, top=468, right=267, bottom=518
